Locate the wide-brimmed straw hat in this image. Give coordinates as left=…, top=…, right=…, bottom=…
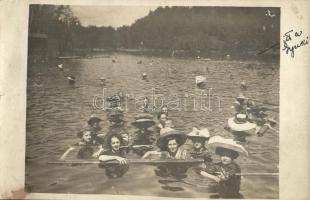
left=208, top=135, right=248, bottom=156
left=228, top=114, right=256, bottom=132
left=131, top=114, right=155, bottom=128
left=187, top=127, right=210, bottom=140
left=156, top=128, right=187, bottom=150
left=87, top=115, right=103, bottom=125
left=195, top=75, right=206, bottom=85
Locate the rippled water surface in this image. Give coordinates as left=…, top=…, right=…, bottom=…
left=26, top=53, right=279, bottom=198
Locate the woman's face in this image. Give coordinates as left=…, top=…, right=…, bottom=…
left=219, top=150, right=233, bottom=165
left=159, top=114, right=167, bottom=123
left=161, top=107, right=168, bottom=113
left=167, top=139, right=178, bottom=153
left=82, top=131, right=92, bottom=143
left=111, top=137, right=121, bottom=151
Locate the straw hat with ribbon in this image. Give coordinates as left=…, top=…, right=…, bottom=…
left=156, top=128, right=187, bottom=151
left=228, top=113, right=256, bottom=132
left=131, top=114, right=155, bottom=128
left=208, top=135, right=248, bottom=157
left=187, top=127, right=210, bottom=140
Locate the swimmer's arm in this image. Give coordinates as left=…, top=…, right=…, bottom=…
left=92, top=146, right=105, bottom=158
left=99, top=155, right=127, bottom=164
left=142, top=150, right=161, bottom=159
left=200, top=171, right=221, bottom=182
left=59, top=146, right=75, bottom=161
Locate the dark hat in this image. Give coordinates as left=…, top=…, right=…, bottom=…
left=87, top=115, right=103, bottom=125
left=131, top=114, right=155, bottom=128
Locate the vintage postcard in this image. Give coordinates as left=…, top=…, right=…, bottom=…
left=0, top=0, right=309, bottom=199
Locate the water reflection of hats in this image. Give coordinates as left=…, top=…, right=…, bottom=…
left=157, top=128, right=187, bottom=150
left=87, top=115, right=103, bottom=125
left=77, top=128, right=92, bottom=138
left=209, top=135, right=248, bottom=156
left=228, top=114, right=256, bottom=132
left=187, top=127, right=210, bottom=139
left=131, top=114, right=155, bottom=128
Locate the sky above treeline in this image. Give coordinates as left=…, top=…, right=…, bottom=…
left=71, top=6, right=157, bottom=28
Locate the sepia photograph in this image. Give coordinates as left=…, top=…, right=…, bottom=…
left=25, top=4, right=280, bottom=199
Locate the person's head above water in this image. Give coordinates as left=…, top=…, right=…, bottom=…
left=77, top=130, right=93, bottom=144
left=157, top=112, right=168, bottom=123
left=187, top=127, right=210, bottom=150
left=161, top=105, right=168, bottom=114
left=157, top=128, right=187, bottom=152
left=88, top=115, right=103, bottom=128
left=108, top=109, right=124, bottom=124
left=215, top=147, right=239, bottom=165
left=166, top=137, right=180, bottom=154
left=106, top=133, right=123, bottom=152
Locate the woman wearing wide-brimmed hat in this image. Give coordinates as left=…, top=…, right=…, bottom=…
left=142, top=128, right=189, bottom=178
left=197, top=136, right=247, bottom=198
left=142, top=128, right=188, bottom=159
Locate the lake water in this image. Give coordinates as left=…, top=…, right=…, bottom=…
left=26, top=53, right=279, bottom=198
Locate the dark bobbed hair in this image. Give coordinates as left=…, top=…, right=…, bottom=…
left=106, top=133, right=123, bottom=149
left=215, top=147, right=239, bottom=159
left=77, top=129, right=92, bottom=139
left=160, top=135, right=182, bottom=151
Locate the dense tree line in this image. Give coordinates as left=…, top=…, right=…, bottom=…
left=29, top=5, right=280, bottom=56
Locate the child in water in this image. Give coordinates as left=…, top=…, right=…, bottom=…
left=98, top=134, right=129, bottom=179
left=187, top=127, right=212, bottom=163
left=198, top=136, right=245, bottom=198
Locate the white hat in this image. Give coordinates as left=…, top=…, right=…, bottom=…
left=228, top=114, right=256, bottom=132
left=187, top=127, right=210, bottom=139
left=195, top=76, right=206, bottom=85
left=208, top=135, right=248, bottom=156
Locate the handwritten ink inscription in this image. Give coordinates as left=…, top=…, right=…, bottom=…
left=282, top=30, right=309, bottom=58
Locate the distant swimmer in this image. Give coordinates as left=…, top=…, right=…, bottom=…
left=137, top=60, right=142, bottom=64
left=99, top=77, right=106, bottom=86
left=57, top=64, right=63, bottom=71
left=240, top=80, right=247, bottom=90
left=66, top=75, right=76, bottom=84
left=266, top=9, right=276, bottom=18
left=112, top=59, right=116, bottom=63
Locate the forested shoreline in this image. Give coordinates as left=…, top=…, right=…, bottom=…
left=28, top=5, right=280, bottom=59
